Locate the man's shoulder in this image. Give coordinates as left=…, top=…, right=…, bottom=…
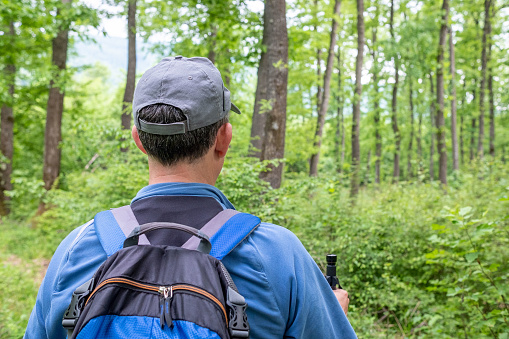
left=247, top=221, right=307, bottom=254
left=51, top=219, right=107, bottom=286
left=226, top=220, right=311, bottom=278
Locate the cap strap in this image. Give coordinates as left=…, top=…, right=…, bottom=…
left=138, top=118, right=189, bottom=135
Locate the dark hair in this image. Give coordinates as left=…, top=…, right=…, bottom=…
left=137, top=104, right=229, bottom=166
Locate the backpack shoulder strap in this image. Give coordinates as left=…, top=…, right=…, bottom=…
left=94, top=206, right=149, bottom=257
left=110, top=205, right=150, bottom=245
left=95, top=206, right=260, bottom=259
left=182, top=210, right=261, bottom=260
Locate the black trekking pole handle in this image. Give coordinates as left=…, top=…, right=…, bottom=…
left=325, top=254, right=343, bottom=290
left=123, top=222, right=212, bottom=254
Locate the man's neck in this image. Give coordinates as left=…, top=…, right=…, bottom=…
left=147, top=158, right=218, bottom=186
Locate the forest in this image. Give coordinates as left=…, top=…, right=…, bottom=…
left=1, top=0, right=508, bottom=337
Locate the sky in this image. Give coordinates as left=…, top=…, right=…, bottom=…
left=82, top=0, right=127, bottom=38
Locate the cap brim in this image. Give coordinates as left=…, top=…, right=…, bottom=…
left=231, top=103, right=241, bottom=114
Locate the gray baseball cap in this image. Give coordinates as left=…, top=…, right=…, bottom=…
left=132, top=56, right=241, bottom=135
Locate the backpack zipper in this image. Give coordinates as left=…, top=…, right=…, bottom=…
left=85, top=277, right=228, bottom=329
left=159, top=286, right=173, bottom=328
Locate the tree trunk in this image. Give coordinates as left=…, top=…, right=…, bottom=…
left=478, top=0, right=491, bottom=159
left=390, top=0, right=400, bottom=183
left=259, top=0, right=289, bottom=189
left=121, top=0, right=137, bottom=134
left=488, top=73, right=494, bottom=157
left=487, top=9, right=494, bottom=157
left=365, top=150, right=371, bottom=185
left=335, top=50, right=343, bottom=174
left=309, top=0, right=342, bottom=176
left=470, top=117, right=477, bottom=162
left=372, top=26, right=381, bottom=184
left=0, top=22, right=15, bottom=216
left=349, top=0, right=364, bottom=198
left=460, top=106, right=464, bottom=165
left=460, top=81, right=466, bottom=165
left=417, top=109, right=423, bottom=174
left=470, top=85, right=477, bottom=162
left=249, top=34, right=271, bottom=158
left=207, top=24, right=218, bottom=64
left=42, top=0, right=71, bottom=195
left=407, top=77, right=414, bottom=178
left=436, top=0, right=449, bottom=186
left=314, top=0, right=322, bottom=110
left=340, top=105, right=345, bottom=171
left=335, top=105, right=341, bottom=173
left=429, top=73, right=435, bottom=181
left=449, top=27, right=459, bottom=171
left=223, top=49, right=232, bottom=88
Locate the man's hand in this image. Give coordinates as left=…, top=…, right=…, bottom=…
left=333, top=289, right=349, bottom=316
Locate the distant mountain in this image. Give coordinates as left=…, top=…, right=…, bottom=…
left=70, top=35, right=160, bottom=84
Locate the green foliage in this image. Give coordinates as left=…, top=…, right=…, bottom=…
left=267, top=163, right=509, bottom=337
left=0, top=225, right=40, bottom=338
left=425, top=204, right=509, bottom=337
left=0, top=260, right=37, bottom=338
left=216, top=157, right=273, bottom=213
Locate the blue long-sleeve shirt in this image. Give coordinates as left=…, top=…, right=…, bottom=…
left=24, top=183, right=356, bottom=338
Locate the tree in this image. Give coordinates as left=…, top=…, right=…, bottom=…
left=470, top=80, right=477, bottom=162
left=429, top=73, right=435, bottom=180
left=449, top=27, right=459, bottom=171
left=309, top=0, right=342, bottom=176
left=488, top=4, right=495, bottom=157
left=121, top=0, right=137, bottom=134
left=436, top=0, right=449, bottom=186
left=370, top=9, right=381, bottom=184
left=478, top=0, right=491, bottom=159
left=350, top=0, right=364, bottom=198
left=459, top=82, right=466, bottom=165
left=314, top=0, right=323, bottom=111
left=389, top=0, right=401, bottom=182
left=334, top=49, right=345, bottom=174
left=417, top=103, right=423, bottom=172
left=258, top=0, right=289, bottom=189
left=0, top=21, right=15, bottom=216
left=248, top=3, right=270, bottom=159
left=407, top=77, right=414, bottom=178
left=249, top=52, right=269, bottom=158
left=207, top=24, right=218, bottom=64
left=41, top=0, right=72, bottom=198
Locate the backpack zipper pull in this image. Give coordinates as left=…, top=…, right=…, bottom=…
left=159, top=287, right=166, bottom=329
left=159, top=286, right=173, bottom=329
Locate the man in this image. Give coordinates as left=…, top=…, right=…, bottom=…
left=25, top=56, right=356, bottom=338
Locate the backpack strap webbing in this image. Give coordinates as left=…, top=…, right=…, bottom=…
left=94, top=206, right=260, bottom=260
left=111, top=205, right=150, bottom=245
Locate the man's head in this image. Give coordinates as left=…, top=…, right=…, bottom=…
left=131, top=56, right=240, bottom=170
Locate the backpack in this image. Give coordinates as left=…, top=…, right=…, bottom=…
left=62, top=206, right=260, bottom=339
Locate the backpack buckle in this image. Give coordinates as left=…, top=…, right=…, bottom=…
left=62, top=278, right=94, bottom=334
left=226, top=286, right=250, bottom=338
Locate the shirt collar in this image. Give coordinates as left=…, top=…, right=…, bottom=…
left=132, top=182, right=236, bottom=210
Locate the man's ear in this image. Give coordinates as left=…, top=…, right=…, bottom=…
left=132, top=125, right=147, bottom=154
left=215, top=123, right=233, bottom=158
